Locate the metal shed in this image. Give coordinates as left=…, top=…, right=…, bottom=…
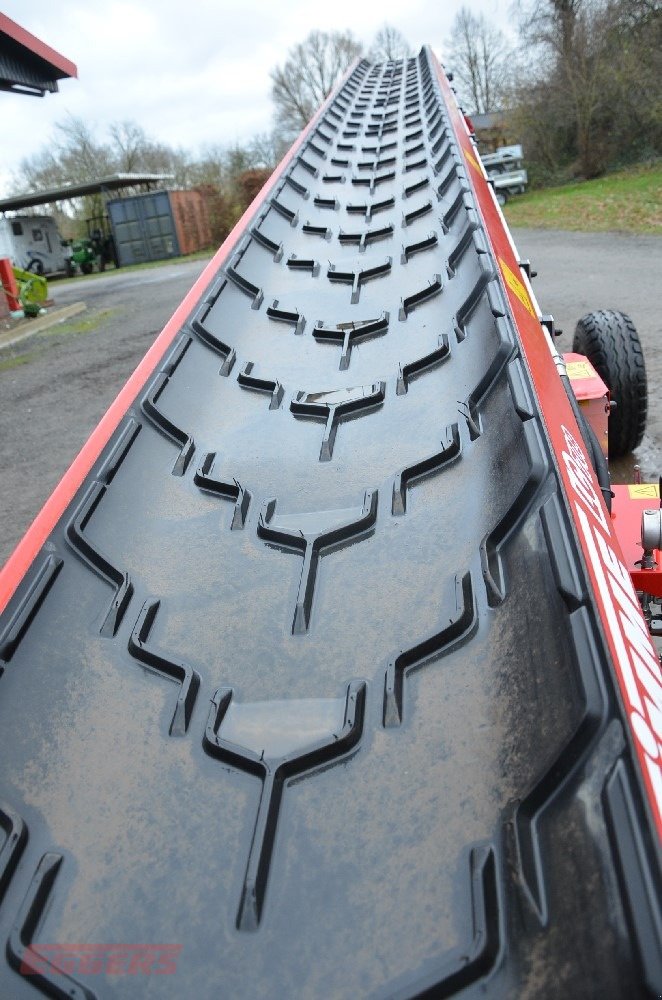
left=107, top=189, right=212, bottom=266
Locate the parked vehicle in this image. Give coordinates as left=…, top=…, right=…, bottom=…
left=0, top=214, right=69, bottom=275
left=63, top=217, right=118, bottom=276
left=482, top=143, right=529, bottom=204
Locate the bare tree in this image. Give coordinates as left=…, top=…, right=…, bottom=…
left=15, top=115, right=186, bottom=194
left=108, top=119, right=185, bottom=178
left=603, top=0, right=662, bottom=155
left=445, top=9, right=511, bottom=114
left=14, top=114, right=112, bottom=193
left=270, top=30, right=363, bottom=140
left=248, top=130, right=289, bottom=169
left=514, top=0, right=662, bottom=177
left=370, top=25, right=412, bottom=62
left=109, top=120, right=149, bottom=172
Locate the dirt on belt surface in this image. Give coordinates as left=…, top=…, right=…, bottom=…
left=0, top=233, right=660, bottom=567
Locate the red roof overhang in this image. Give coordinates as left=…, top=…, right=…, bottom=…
left=0, top=13, right=77, bottom=85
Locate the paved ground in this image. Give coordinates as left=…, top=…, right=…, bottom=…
left=0, top=233, right=660, bottom=565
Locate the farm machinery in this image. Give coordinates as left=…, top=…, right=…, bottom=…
left=67, top=216, right=118, bottom=275
left=0, top=46, right=659, bottom=999
left=7, top=264, right=48, bottom=316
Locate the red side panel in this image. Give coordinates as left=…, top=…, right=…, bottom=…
left=612, top=484, right=662, bottom=598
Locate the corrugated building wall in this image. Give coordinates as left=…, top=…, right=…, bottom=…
left=169, top=190, right=211, bottom=256
left=107, top=190, right=212, bottom=267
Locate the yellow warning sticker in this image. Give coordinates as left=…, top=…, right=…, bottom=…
left=566, top=360, right=596, bottom=380
left=464, top=148, right=481, bottom=173
left=628, top=484, right=660, bottom=500
left=498, top=258, right=536, bottom=317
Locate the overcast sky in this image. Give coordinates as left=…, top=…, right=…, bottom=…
left=0, top=0, right=517, bottom=197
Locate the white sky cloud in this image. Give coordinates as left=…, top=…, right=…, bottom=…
left=0, top=0, right=518, bottom=196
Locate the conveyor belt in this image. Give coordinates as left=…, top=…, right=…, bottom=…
left=0, top=47, right=659, bottom=998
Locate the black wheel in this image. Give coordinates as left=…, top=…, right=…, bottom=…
left=80, top=262, right=94, bottom=275
left=572, top=309, right=647, bottom=458
left=26, top=258, right=44, bottom=276
left=496, top=189, right=508, bottom=207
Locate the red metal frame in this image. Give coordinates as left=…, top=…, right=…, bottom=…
left=0, top=258, right=21, bottom=311
left=427, top=47, right=662, bottom=842
left=612, top=485, right=662, bottom=598
left=563, top=351, right=609, bottom=457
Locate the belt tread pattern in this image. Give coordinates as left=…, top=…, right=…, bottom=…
left=0, top=48, right=658, bottom=999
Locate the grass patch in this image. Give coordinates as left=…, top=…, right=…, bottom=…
left=41, top=308, right=117, bottom=338
left=0, top=308, right=118, bottom=372
left=0, top=307, right=119, bottom=372
left=0, top=351, right=38, bottom=372
left=504, top=163, right=662, bottom=234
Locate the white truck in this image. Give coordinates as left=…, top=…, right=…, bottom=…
left=0, top=214, right=70, bottom=275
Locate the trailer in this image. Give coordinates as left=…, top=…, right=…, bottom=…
left=0, top=214, right=69, bottom=275
left=481, top=144, right=529, bottom=204
left=0, top=47, right=659, bottom=999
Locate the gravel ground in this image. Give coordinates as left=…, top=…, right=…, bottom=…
left=0, top=233, right=660, bottom=566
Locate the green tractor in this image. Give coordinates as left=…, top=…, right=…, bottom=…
left=69, top=237, right=97, bottom=275
left=68, top=216, right=117, bottom=276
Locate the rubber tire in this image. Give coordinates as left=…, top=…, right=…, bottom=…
left=80, top=262, right=94, bottom=275
left=26, top=259, right=44, bottom=276
left=572, top=309, right=647, bottom=458
left=496, top=190, right=508, bottom=207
